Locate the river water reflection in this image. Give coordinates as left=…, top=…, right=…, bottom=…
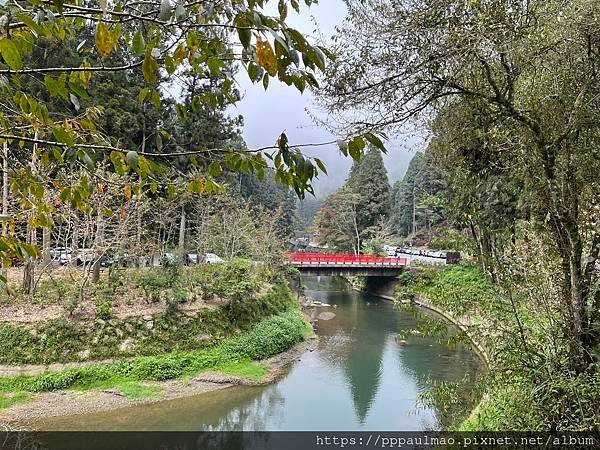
left=37, top=277, right=481, bottom=431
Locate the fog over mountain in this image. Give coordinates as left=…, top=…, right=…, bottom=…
left=232, top=0, right=421, bottom=197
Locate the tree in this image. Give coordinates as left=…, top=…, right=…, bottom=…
left=389, top=152, right=445, bottom=237
left=346, top=148, right=390, bottom=231
left=321, top=0, right=600, bottom=372
left=237, top=170, right=297, bottom=237
left=0, top=0, right=388, bottom=276
left=311, top=148, right=391, bottom=253
left=310, top=189, right=363, bottom=254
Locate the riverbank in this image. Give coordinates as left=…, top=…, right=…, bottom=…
left=377, top=264, right=600, bottom=431
left=347, top=273, right=490, bottom=367
left=0, top=310, right=314, bottom=426
left=0, top=337, right=315, bottom=427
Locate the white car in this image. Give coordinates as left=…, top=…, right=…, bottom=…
left=204, top=253, right=223, bottom=264
left=383, top=245, right=398, bottom=257
left=50, top=247, right=71, bottom=265
left=75, top=248, right=97, bottom=265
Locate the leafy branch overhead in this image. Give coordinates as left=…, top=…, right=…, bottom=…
left=0, top=0, right=387, bottom=264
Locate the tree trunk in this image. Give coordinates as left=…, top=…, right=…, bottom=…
left=91, top=209, right=104, bottom=284
left=136, top=198, right=143, bottom=268
left=1, top=141, right=8, bottom=279
left=22, top=226, right=35, bottom=294
left=42, top=227, right=51, bottom=265
left=178, top=206, right=186, bottom=264
left=23, top=135, right=38, bottom=294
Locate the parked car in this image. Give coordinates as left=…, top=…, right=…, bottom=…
left=185, top=252, right=199, bottom=265
left=383, top=245, right=398, bottom=257
left=50, top=247, right=72, bottom=265
left=204, top=253, right=223, bottom=264
left=75, top=248, right=97, bottom=265
left=161, top=253, right=177, bottom=265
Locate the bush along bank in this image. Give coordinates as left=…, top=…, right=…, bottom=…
left=0, top=310, right=311, bottom=406
left=0, top=260, right=299, bottom=365
left=396, top=264, right=600, bottom=431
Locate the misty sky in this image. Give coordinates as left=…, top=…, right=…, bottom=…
left=231, top=1, right=421, bottom=197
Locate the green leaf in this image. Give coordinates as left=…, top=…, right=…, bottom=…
left=315, top=158, right=327, bottom=175
left=207, top=161, right=222, bottom=178
left=16, top=14, right=44, bottom=36
left=278, top=0, right=288, bottom=21
left=150, top=91, right=161, bottom=108
left=138, top=87, right=149, bottom=103
left=165, top=54, right=176, bottom=74
left=247, top=63, right=263, bottom=82
left=348, top=140, right=361, bottom=160
left=287, top=28, right=308, bottom=53
left=82, top=152, right=95, bottom=170
left=52, top=127, right=75, bottom=147
left=175, top=103, right=187, bottom=120
left=278, top=132, right=288, bottom=151
left=311, top=47, right=326, bottom=71
left=0, top=38, right=22, bottom=71
left=238, top=26, right=251, bottom=48
left=44, top=75, right=68, bottom=100
left=167, top=184, right=176, bottom=198
left=132, top=30, right=145, bottom=56
left=364, top=133, right=387, bottom=153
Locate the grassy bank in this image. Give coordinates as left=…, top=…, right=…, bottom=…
left=398, top=264, right=600, bottom=431
left=0, top=309, right=310, bottom=408
left=0, top=260, right=298, bottom=364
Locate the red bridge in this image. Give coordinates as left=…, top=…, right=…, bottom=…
left=288, top=252, right=408, bottom=277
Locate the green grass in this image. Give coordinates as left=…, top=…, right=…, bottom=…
left=0, top=310, right=308, bottom=405
left=213, top=361, right=268, bottom=382
left=71, top=379, right=162, bottom=399
left=0, top=391, right=31, bottom=409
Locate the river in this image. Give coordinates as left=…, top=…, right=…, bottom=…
left=37, top=276, right=481, bottom=431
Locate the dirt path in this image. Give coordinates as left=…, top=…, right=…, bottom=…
left=0, top=339, right=315, bottom=428
left=0, top=299, right=217, bottom=324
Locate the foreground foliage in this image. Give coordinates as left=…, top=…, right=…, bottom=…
left=405, top=264, right=600, bottom=431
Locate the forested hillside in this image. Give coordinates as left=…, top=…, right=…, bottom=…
left=311, top=148, right=390, bottom=253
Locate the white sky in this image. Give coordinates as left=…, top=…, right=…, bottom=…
left=232, top=0, right=419, bottom=196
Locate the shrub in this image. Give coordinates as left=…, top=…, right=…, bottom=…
left=95, top=299, right=112, bottom=320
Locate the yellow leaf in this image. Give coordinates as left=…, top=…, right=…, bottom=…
left=173, top=44, right=186, bottom=65
left=95, top=23, right=117, bottom=57
left=256, top=37, right=277, bottom=77
left=124, top=184, right=132, bottom=201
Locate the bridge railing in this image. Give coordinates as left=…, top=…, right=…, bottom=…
left=288, top=252, right=408, bottom=267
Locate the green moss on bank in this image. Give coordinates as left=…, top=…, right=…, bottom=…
left=0, top=310, right=308, bottom=405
